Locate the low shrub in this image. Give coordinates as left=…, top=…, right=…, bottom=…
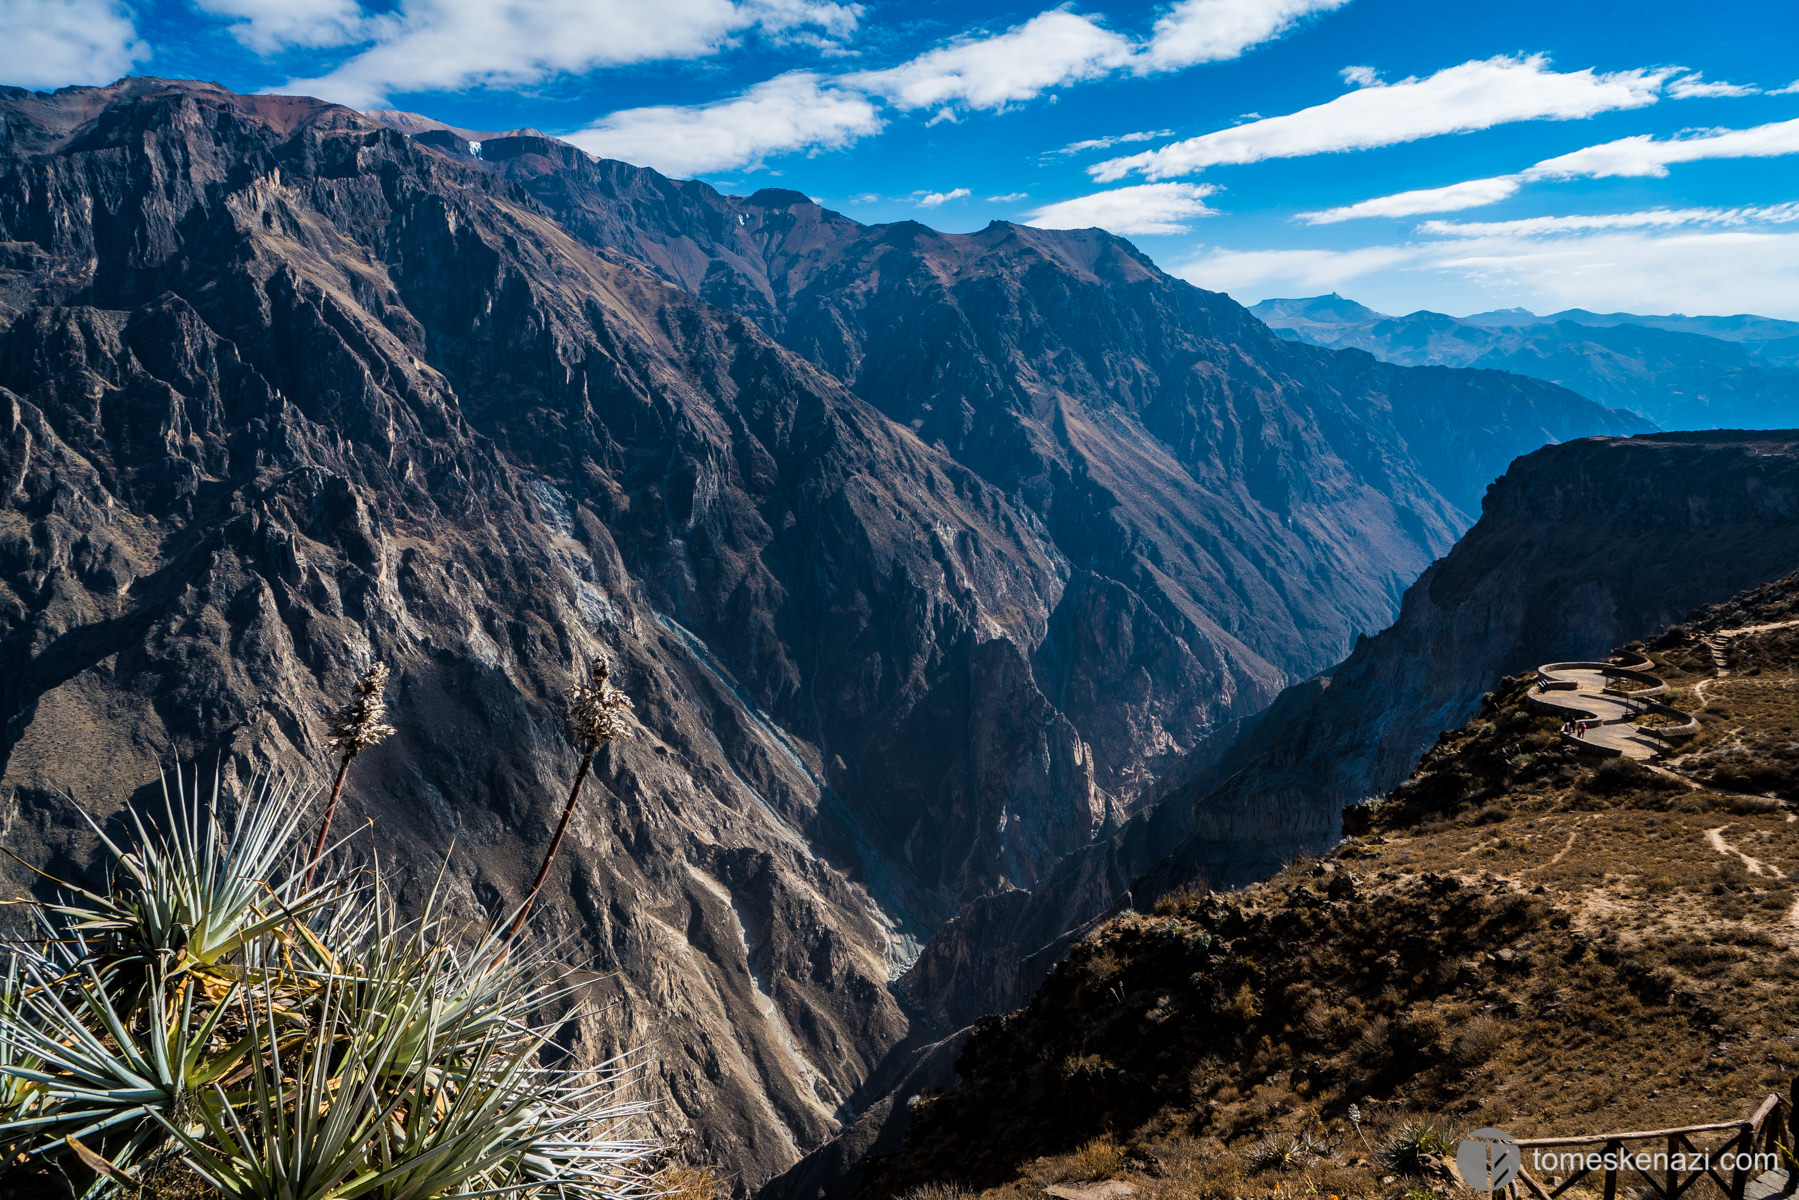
left=1377, top=1121, right=1454, bottom=1176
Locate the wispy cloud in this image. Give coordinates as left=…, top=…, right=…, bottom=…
left=1138, top=0, right=1350, bottom=71
left=0, top=0, right=144, bottom=88
left=566, top=73, right=882, bottom=177
left=1301, top=176, right=1525, bottom=224
left=535, top=0, right=1352, bottom=175
left=915, top=187, right=972, bottom=207
left=1298, top=117, right=1799, bottom=223
left=1421, top=203, right=1799, bottom=238
left=848, top=11, right=1134, bottom=111
left=196, top=0, right=368, bottom=53
left=1529, top=117, right=1799, bottom=178
left=987, top=191, right=1030, bottom=203
left=1050, top=129, right=1176, bottom=157
left=1025, top=182, right=1220, bottom=235
left=1667, top=72, right=1760, bottom=98
left=1092, top=55, right=1673, bottom=181
left=285, top=0, right=860, bottom=109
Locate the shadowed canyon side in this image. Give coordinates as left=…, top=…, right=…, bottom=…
left=0, top=78, right=1649, bottom=1192
left=875, top=431, right=1799, bottom=1048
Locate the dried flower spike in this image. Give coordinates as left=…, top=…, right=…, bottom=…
left=567, top=655, right=633, bottom=752
left=512, top=652, right=632, bottom=938
left=306, top=660, right=397, bottom=888
left=327, top=661, right=398, bottom=758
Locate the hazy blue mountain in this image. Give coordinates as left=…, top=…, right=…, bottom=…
left=1253, top=295, right=1799, bottom=428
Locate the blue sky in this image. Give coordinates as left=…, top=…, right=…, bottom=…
left=7, top=0, right=1799, bottom=317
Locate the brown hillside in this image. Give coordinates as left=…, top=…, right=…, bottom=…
left=859, top=572, right=1799, bottom=1200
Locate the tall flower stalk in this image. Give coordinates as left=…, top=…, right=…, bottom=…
left=305, top=660, right=396, bottom=889
left=511, top=655, right=633, bottom=938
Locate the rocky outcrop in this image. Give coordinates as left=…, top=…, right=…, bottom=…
left=0, top=79, right=1652, bottom=1190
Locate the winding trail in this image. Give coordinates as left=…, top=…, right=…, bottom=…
left=1705, top=825, right=1771, bottom=876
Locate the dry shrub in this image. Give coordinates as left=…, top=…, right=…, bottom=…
left=1452, top=1012, right=1506, bottom=1066
left=1065, top=1138, right=1127, bottom=1180
left=897, top=1185, right=973, bottom=1200
left=659, top=1166, right=722, bottom=1200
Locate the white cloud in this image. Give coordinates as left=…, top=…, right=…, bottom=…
left=1180, top=211, right=1799, bottom=318
left=849, top=10, right=1134, bottom=111
left=1527, top=117, right=1799, bottom=179
left=284, top=0, right=860, bottom=108
left=1420, top=203, right=1799, bottom=238
left=1301, top=176, right=1523, bottom=223
left=1025, top=182, right=1220, bottom=235
left=1180, top=243, right=1417, bottom=295
left=194, top=0, right=368, bottom=52
left=987, top=191, right=1030, bottom=202
left=566, top=73, right=882, bottom=177
left=1299, top=117, right=1799, bottom=224
left=1667, top=73, right=1760, bottom=99
left=0, top=0, right=144, bottom=88
left=471, top=2, right=1341, bottom=178
left=1340, top=64, right=1380, bottom=87
left=915, top=187, right=971, bottom=207
left=1092, top=54, right=1673, bottom=181
left=1051, top=128, right=1175, bottom=156
left=1775, top=80, right=1799, bottom=96
left=1139, top=0, right=1350, bottom=71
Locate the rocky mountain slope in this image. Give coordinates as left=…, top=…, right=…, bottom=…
left=1251, top=294, right=1799, bottom=430
left=0, top=78, right=1643, bottom=1189
left=857, top=570, right=1799, bottom=1200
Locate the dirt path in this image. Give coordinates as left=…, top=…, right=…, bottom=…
left=1701, top=619, right=1799, bottom=680
left=1706, top=825, right=1773, bottom=876
left=1525, top=825, right=1583, bottom=873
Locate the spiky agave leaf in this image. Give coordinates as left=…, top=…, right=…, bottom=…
left=47, top=768, right=329, bottom=974
left=0, top=953, right=50, bottom=1173
left=297, top=855, right=581, bottom=1083
left=0, top=951, right=253, bottom=1171
left=155, top=970, right=432, bottom=1200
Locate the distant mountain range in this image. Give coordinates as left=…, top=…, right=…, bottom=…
left=1250, top=294, right=1799, bottom=430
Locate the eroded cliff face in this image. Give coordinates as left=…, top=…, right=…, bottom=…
left=0, top=79, right=1649, bottom=1190
left=451, top=139, right=1650, bottom=804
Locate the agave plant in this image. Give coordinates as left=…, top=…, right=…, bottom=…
left=0, top=767, right=658, bottom=1200
left=43, top=769, right=329, bottom=977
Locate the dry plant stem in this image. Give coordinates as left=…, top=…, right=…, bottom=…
left=511, top=746, right=597, bottom=939
left=304, top=753, right=353, bottom=891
